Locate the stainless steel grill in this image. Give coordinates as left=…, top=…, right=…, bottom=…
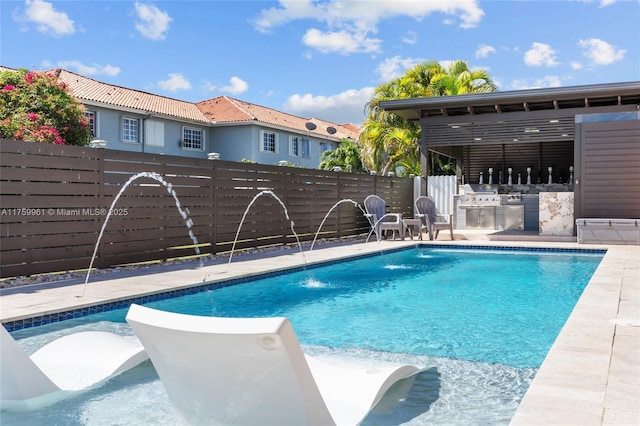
left=458, top=184, right=500, bottom=229
left=458, top=184, right=501, bottom=207
left=505, top=193, right=522, bottom=203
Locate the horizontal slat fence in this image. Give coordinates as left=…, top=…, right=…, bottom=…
left=0, top=139, right=413, bottom=278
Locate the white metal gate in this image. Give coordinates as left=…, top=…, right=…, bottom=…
left=427, top=175, right=457, bottom=217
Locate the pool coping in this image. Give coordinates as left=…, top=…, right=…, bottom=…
left=1, top=238, right=638, bottom=425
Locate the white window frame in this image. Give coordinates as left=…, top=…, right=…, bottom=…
left=122, top=116, right=140, bottom=144
left=260, top=130, right=277, bottom=153
left=84, top=110, right=97, bottom=137
left=289, top=135, right=300, bottom=157
left=182, top=126, right=204, bottom=151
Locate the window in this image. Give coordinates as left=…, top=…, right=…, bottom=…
left=84, top=110, right=96, bottom=137
left=145, top=120, right=165, bottom=147
left=122, top=116, right=139, bottom=143
left=289, top=136, right=300, bottom=157
left=182, top=127, right=204, bottom=150
left=261, top=131, right=277, bottom=153
left=301, top=138, right=310, bottom=159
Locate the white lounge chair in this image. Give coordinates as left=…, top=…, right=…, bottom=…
left=0, top=325, right=148, bottom=409
left=363, top=194, right=405, bottom=240
left=126, top=303, right=420, bottom=426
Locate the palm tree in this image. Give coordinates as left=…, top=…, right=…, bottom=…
left=318, top=139, right=366, bottom=173
left=359, top=60, right=496, bottom=175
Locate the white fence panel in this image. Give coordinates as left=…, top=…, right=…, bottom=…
left=427, top=175, right=457, bottom=216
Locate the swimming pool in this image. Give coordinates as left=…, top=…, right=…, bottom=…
left=3, top=245, right=604, bottom=425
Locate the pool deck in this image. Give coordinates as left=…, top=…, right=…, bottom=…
left=1, top=235, right=638, bottom=425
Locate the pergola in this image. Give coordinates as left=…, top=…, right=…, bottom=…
left=379, top=82, right=640, bottom=219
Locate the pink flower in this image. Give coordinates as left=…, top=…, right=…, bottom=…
left=2, top=85, right=16, bottom=92
left=25, top=73, right=35, bottom=84
left=28, top=112, right=38, bottom=121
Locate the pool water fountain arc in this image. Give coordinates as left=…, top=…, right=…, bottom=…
left=79, top=172, right=201, bottom=298
left=309, top=199, right=367, bottom=252
left=226, top=190, right=305, bottom=271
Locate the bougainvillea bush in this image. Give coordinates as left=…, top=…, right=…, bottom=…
left=0, top=68, right=92, bottom=145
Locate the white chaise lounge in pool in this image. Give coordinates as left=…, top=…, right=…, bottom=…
left=0, top=326, right=148, bottom=409
left=126, top=303, right=421, bottom=426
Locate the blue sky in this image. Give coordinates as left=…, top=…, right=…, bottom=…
left=2, top=0, right=639, bottom=125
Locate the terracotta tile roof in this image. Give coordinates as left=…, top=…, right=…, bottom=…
left=196, top=96, right=359, bottom=141
left=341, top=123, right=360, bottom=135
left=55, top=69, right=210, bottom=124
left=2, top=65, right=360, bottom=139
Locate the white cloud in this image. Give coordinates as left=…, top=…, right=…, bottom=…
left=255, top=0, right=484, bottom=31
left=475, top=44, right=496, bottom=58
left=284, top=87, right=375, bottom=125
left=22, top=0, right=75, bottom=37
left=253, top=0, right=483, bottom=54
left=55, top=60, right=120, bottom=76
left=220, top=77, right=249, bottom=95
left=134, top=2, right=172, bottom=40
left=599, top=0, right=618, bottom=7
left=202, top=81, right=216, bottom=92
left=571, top=61, right=583, bottom=70
left=376, top=56, right=425, bottom=82
left=158, top=73, right=191, bottom=91
left=402, top=31, right=418, bottom=45
left=203, top=77, right=249, bottom=95
left=303, top=29, right=381, bottom=54
left=578, top=38, right=625, bottom=65
left=510, top=75, right=562, bottom=90
left=524, top=42, right=559, bottom=67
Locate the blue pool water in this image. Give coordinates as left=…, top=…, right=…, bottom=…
left=4, top=246, right=603, bottom=425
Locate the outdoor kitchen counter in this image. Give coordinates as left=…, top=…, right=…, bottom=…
left=453, top=192, right=575, bottom=235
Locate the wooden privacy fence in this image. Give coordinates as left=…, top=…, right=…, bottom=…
left=0, top=139, right=413, bottom=278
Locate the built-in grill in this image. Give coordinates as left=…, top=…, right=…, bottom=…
left=505, top=193, right=522, bottom=203
left=458, top=184, right=501, bottom=207
left=458, top=184, right=500, bottom=229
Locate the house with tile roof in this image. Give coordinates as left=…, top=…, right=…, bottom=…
left=196, top=96, right=357, bottom=167
left=55, top=69, right=360, bottom=166
left=2, top=66, right=359, bottom=167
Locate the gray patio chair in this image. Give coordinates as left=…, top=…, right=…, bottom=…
left=415, top=195, right=453, bottom=240
left=363, top=195, right=405, bottom=240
